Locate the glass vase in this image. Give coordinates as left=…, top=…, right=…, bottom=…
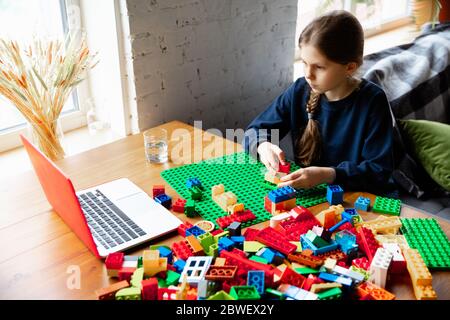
left=27, top=118, right=66, bottom=161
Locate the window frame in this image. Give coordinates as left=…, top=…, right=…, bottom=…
left=0, top=0, right=89, bottom=153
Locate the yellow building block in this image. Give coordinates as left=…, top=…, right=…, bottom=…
left=357, top=216, right=402, bottom=235
left=310, top=282, right=342, bottom=293
left=143, top=250, right=167, bottom=277
left=403, top=249, right=433, bottom=286
left=375, top=234, right=410, bottom=251
left=227, top=203, right=244, bottom=215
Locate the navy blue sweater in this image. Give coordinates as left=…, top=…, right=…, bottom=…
left=243, top=77, right=396, bottom=194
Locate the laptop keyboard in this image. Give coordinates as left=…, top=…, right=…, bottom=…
left=77, top=190, right=147, bottom=250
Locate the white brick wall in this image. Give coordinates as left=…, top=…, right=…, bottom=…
left=123, top=0, right=297, bottom=132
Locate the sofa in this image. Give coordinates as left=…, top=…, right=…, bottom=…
left=357, top=23, right=450, bottom=220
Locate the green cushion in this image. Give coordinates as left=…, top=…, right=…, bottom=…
left=399, top=120, right=450, bottom=191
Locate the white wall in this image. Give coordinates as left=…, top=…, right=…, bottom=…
left=121, top=0, right=298, bottom=133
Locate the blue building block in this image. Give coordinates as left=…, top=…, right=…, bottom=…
left=318, top=272, right=352, bottom=287
left=300, top=235, right=339, bottom=255
left=326, top=185, right=344, bottom=205
left=154, top=194, right=172, bottom=209
left=230, top=236, right=245, bottom=250
left=157, top=246, right=173, bottom=264
left=355, top=196, right=371, bottom=211
left=342, top=208, right=359, bottom=225
left=247, top=270, right=265, bottom=294
left=268, top=186, right=296, bottom=203
left=185, top=225, right=206, bottom=237
left=173, top=259, right=186, bottom=274
left=218, top=237, right=235, bottom=252
left=334, top=230, right=358, bottom=255
left=186, top=177, right=204, bottom=189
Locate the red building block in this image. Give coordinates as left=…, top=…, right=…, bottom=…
left=105, top=252, right=124, bottom=270
left=243, top=228, right=259, bottom=241
left=211, top=229, right=225, bottom=236
left=173, top=198, right=187, bottom=213
left=352, top=257, right=370, bottom=270
left=177, top=221, right=194, bottom=237
left=255, top=227, right=297, bottom=256
left=216, top=210, right=256, bottom=229
left=118, top=267, right=136, bottom=282
left=152, top=185, right=165, bottom=198
left=302, top=274, right=324, bottom=291
left=171, top=240, right=194, bottom=261
left=158, top=288, right=178, bottom=300
left=141, top=278, right=158, bottom=300
left=356, top=227, right=380, bottom=263
left=279, top=163, right=291, bottom=174
left=279, top=267, right=306, bottom=288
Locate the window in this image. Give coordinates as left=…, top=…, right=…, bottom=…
left=295, top=0, right=411, bottom=59
left=0, top=0, right=86, bottom=152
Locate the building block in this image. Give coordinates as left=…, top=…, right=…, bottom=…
left=152, top=185, right=165, bottom=198
left=355, top=196, right=370, bottom=211
left=227, top=221, right=242, bottom=237
left=172, top=198, right=186, bottom=213
left=186, top=177, right=204, bottom=189
left=310, top=282, right=342, bottom=293
left=305, top=230, right=330, bottom=248
left=95, top=280, right=130, bottom=300
left=356, top=227, right=380, bottom=263
left=227, top=203, right=245, bottom=215
left=356, top=281, right=395, bottom=300
left=184, top=199, right=197, bottom=217
left=326, top=185, right=344, bottom=205
left=188, top=185, right=203, bottom=200
left=205, top=265, right=237, bottom=281
left=288, top=251, right=324, bottom=269
left=154, top=194, right=172, bottom=209
left=158, top=287, right=178, bottom=300
left=185, top=225, right=206, bottom=237
left=156, top=246, right=173, bottom=264
left=357, top=216, right=402, bottom=235
left=382, top=243, right=406, bottom=274
left=207, top=290, right=236, bottom=300
left=105, top=252, right=125, bottom=277
left=230, top=236, right=245, bottom=250
left=300, top=235, right=339, bottom=256
left=173, top=259, right=186, bottom=274
left=177, top=221, right=194, bottom=237
left=180, top=256, right=213, bottom=286
left=171, top=240, right=194, bottom=261
left=197, top=232, right=214, bottom=251
left=342, top=208, right=361, bottom=225
left=216, top=209, right=256, bottom=229
left=335, top=230, right=358, bottom=255
left=352, top=257, right=370, bottom=270
left=115, top=287, right=141, bottom=300
left=129, top=268, right=144, bottom=289
left=278, top=163, right=291, bottom=174
left=247, top=270, right=265, bottom=294
left=143, top=250, right=167, bottom=277
left=369, top=247, right=393, bottom=288
left=373, top=196, right=401, bottom=216
left=165, top=270, right=181, bottom=286
left=318, top=272, right=352, bottom=287
left=255, top=227, right=297, bottom=256
left=118, top=267, right=136, bottom=282
left=279, top=267, right=306, bottom=288
left=186, top=235, right=205, bottom=255
left=401, top=218, right=450, bottom=269
left=375, top=234, right=410, bottom=251
left=332, top=265, right=365, bottom=283
left=316, top=287, right=342, bottom=300
left=141, top=278, right=158, bottom=300
left=243, top=241, right=266, bottom=253
left=229, top=286, right=261, bottom=300
left=218, top=237, right=235, bottom=252
left=268, top=186, right=296, bottom=203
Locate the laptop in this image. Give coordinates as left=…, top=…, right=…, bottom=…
left=21, top=134, right=182, bottom=259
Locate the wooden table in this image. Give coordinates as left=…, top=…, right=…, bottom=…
left=1, top=120, right=449, bottom=300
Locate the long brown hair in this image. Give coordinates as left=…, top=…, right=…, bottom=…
left=295, top=10, right=364, bottom=166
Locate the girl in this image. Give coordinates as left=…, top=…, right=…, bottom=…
left=243, top=10, right=396, bottom=194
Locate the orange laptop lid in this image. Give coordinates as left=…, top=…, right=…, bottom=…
left=20, top=135, right=100, bottom=259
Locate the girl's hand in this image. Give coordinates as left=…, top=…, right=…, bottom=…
left=278, top=166, right=336, bottom=189
left=257, top=142, right=286, bottom=173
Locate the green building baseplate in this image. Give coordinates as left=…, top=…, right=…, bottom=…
left=401, top=218, right=450, bottom=270
left=161, top=152, right=328, bottom=228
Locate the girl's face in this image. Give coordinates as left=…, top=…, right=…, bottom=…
left=300, top=44, right=357, bottom=100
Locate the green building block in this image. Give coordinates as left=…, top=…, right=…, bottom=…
left=317, top=287, right=342, bottom=300
left=137, top=256, right=143, bottom=268
left=207, top=290, right=236, bottom=300
left=198, top=232, right=214, bottom=251
left=295, top=267, right=320, bottom=275
left=188, top=186, right=203, bottom=200
left=249, top=256, right=269, bottom=264
left=229, top=286, right=261, bottom=300
left=130, top=268, right=144, bottom=289
left=158, top=278, right=168, bottom=288
left=161, top=152, right=327, bottom=228
left=206, top=243, right=219, bottom=258
left=350, top=266, right=370, bottom=281
left=184, top=199, right=197, bottom=218
left=115, top=287, right=141, bottom=300
left=265, top=288, right=285, bottom=300
left=373, top=196, right=401, bottom=216
left=401, top=218, right=450, bottom=269
left=165, top=270, right=181, bottom=286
